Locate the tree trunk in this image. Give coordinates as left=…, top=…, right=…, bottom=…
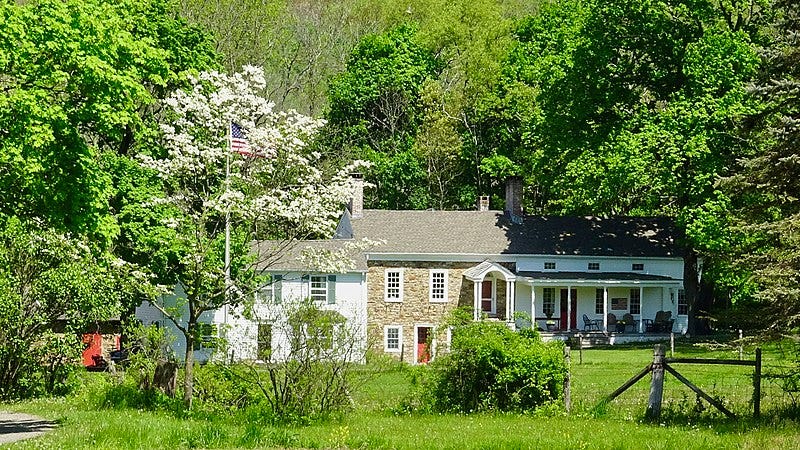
left=695, top=271, right=715, bottom=334
left=684, top=249, right=700, bottom=336
left=153, top=360, right=178, bottom=397
left=183, top=329, right=195, bottom=410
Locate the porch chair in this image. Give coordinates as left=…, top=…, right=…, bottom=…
left=622, top=313, right=638, bottom=333
left=607, top=313, right=617, bottom=332
left=657, top=311, right=675, bottom=333
left=582, top=314, right=600, bottom=331
left=646, top=311, right=675, bottom=333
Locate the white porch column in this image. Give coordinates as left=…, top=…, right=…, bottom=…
left=567, top=286, right=573, bottom=330
left=473, top=281, right=480, bottom=321
left=603, top=286, right=609, bottom=332
left=638, top=286, right=644, bottom=334
left=530, top=284, right=536, bottom=328
left=506, top=280, right=512, bottom=322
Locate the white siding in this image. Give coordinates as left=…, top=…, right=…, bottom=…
left=516, top=255, right=684, bottom=280
left=135, top=272, right=368, bottom=363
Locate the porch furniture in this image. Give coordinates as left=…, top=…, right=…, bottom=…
left=582, top=314, right=601, bottom=331
left=536, top=317, right=561, bottom=331
left=607, top=313, right=618, bottom=332
left=645, top=310, right=675, bottom=333
left=622, top=313, right=638, bottom=333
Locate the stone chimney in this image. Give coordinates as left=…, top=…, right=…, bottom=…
left=477, top=195, right=490, bottom=211
left=348, top=173, right=364, bottom=218
left=505, top=176, right=523, bottom=223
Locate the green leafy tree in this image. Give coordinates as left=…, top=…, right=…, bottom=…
left=722, top=0, right=800, bottom=332
left=0, top=0, right=217, bottom=245
left=0, top=216, right=131, bottom=399
left=483, top=0, right=769, bottom=333
left=324, top=24, right=442, bottom=209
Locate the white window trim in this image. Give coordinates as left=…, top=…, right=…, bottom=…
left=309, top=275, right=327, bottom=303
left=429, top=269, right=449, bottom=303
left=384, top=325, right=403, bottom=353
left=384, top=268, right=404, bottom=302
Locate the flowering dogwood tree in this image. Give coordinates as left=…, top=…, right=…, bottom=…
left=140, top=66, right=362, bottom=408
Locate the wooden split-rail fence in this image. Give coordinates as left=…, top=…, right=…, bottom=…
left=602, top=344, right=762, bottom=420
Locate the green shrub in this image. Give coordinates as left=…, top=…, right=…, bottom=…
left=191, top=363, right=259, bottom=414
left=418, top=320, right=567, bottom=413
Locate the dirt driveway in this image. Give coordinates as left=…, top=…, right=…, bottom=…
left=0, top=412, right=55, bottom=445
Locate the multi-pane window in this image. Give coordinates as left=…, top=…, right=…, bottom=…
left=677, top=289, right=688, bottom=315
left=544, top=262, right=556, bottom=270
left=632, top=263, right=644, bottom=271
left=630, top=289, right=641, bottom=315
left=385, top=325, right=402, bottom=352
left=257, top=323, right=272, bottom=360
left=385, top=269, right=403, bottom=301
left=595, top=288, right=604, bottom=314
left=257, top=275, right=282, bottom=304
left=588, top=262, right=600, bottom=270
left=429, top=270, right=448, bottom=302
left=543, top=288, right=555, bottom=317
left=197, top=323, right=216, bottom=349
left=310, top=275, right=327, bottom=302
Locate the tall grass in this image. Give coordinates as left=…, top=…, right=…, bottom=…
left=3, top=340, right=799, bottom=449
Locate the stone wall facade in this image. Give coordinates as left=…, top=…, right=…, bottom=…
left=368, top=260, right=513, bottom=362
left=367, top=261, right=472, bottom=362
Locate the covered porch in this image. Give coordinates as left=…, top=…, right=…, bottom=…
left=514, top=272, right=686, bottom=335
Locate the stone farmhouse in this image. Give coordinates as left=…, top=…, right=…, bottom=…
left=138, top=176, right=688, bottom=364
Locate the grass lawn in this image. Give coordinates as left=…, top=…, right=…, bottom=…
left=2, top=340, right=799, bottom=449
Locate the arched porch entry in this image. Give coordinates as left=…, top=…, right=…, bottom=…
left=463, top=261, right=516, bottom=323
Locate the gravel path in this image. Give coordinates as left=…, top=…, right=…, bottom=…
left=0, top=412, right=56, bottom=445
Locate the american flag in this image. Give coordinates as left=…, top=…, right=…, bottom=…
left=230, top=122, right=253, bottom=156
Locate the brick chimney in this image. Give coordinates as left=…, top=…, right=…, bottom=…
left=505, top=176, right=523, bottom=223
left=477, top=195, right=490, bottom=211
left=348, top=173, right=364, bottom=218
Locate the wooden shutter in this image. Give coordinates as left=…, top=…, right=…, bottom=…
left=327, top=275, right=336, bottom=304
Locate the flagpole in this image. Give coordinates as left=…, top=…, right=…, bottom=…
left=224, top=123, right=232, bottom=329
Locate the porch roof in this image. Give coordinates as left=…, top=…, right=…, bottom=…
left=517, top=271, right=681, bottom=285
left=463, top=260, right=516, bottom=282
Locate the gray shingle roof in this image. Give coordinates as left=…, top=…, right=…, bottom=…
left=252, top=239, right=367, bottom=272
left=344, top=210, right=682, bottom=257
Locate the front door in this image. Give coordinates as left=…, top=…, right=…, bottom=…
left=560, top=289, right=578, bottom=330
left=416, top=326, right=431, bottom=364
left=481, top=280, right=494, bottom=314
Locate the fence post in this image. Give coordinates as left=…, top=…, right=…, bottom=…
left=754, top=347, right=762, bottom=419
left=645, top=344, right=665, bottom=421
left=670, top=332, right=675, bottom=358
left=565, top=346, right=571, bottom=413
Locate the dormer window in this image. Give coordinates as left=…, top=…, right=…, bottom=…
left=632, top=263, right=644, bottom=271
left=544, top=262, right=556, bottom=270
left=588, top=262, right=600, bottom=271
